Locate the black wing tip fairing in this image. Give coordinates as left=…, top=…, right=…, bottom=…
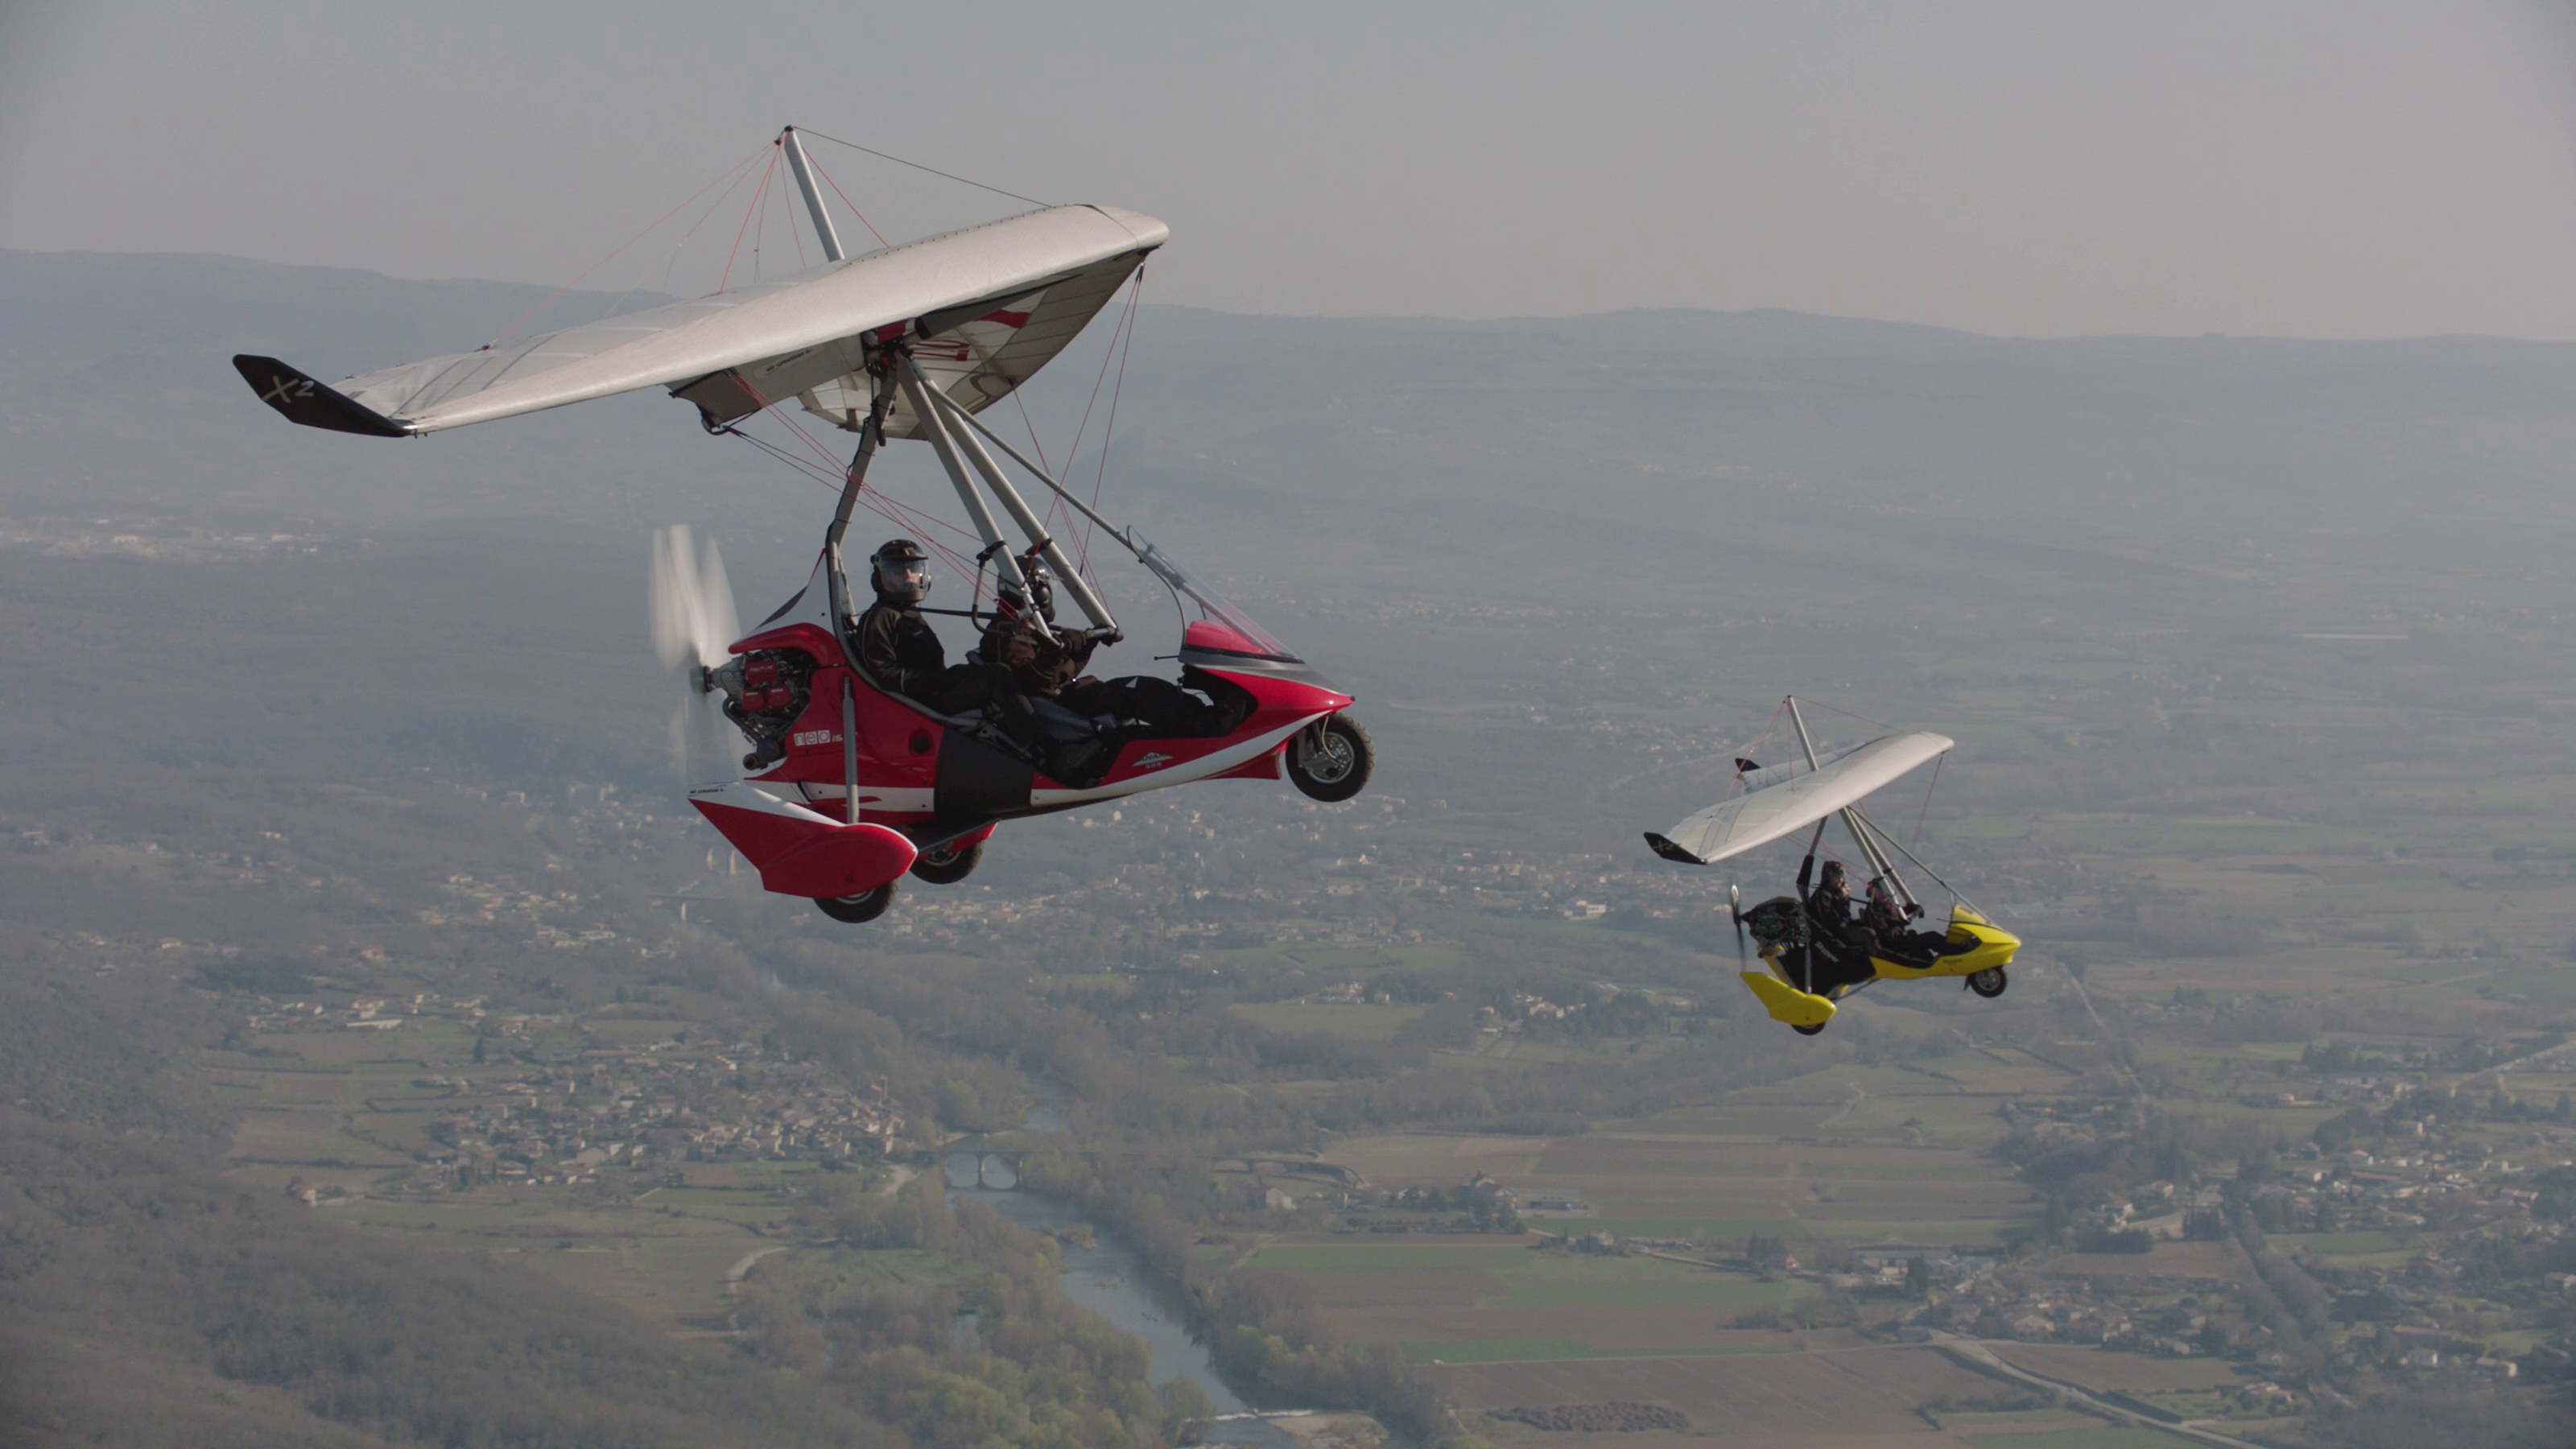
left=231, top=355, right=409, bottom=437
left=1643, top=832, right=1707, bottom=866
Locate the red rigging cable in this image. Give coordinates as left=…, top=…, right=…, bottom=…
left=484, top=141, right=773, bottom=349
left=1088, top=272, right=1143, bottom=549
left=716, top=369, right=997, bottom=601
left=803, top=151, right=891, bottom=250
left=1064, top=270, right=1146, bottom=571
left=720, top=147, right=781, bottom=294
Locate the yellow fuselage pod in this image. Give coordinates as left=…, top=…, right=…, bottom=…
left=1740, top=908, right=2022, bottom=1026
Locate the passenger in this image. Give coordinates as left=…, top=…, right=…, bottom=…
left=991, top=555, right=1247, bottom=739
left=980, top=558, right=1101, bottom=701
left=1862, top=879, right=1909, bottom=945
left=1061, top=674, right=1234, bottom=737
left=972, top=550, right=1248, bottom=747
left=1864, top=878, right=1955, bottom=966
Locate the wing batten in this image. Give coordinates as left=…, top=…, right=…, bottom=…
left=1653, top=732, right=1954, bottom=867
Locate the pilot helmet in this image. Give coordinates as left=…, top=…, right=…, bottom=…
left=1818, top=860, right=1847, bottom=890
left=870, top=539, right=931, bottom=604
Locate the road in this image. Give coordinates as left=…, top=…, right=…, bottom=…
left=1926, top=1331, right=2272, bottom=1449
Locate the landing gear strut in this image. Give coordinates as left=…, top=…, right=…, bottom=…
left=910, top=840, right=984, bottom=885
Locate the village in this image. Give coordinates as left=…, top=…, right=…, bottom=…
left=233, top=988, right=906, bottom=1196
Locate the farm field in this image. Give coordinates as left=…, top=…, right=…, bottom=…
left=1435, top=1343, right=2048, bottom=1447
left=1293, top=1114, right=2046, bottom=1373
left=1228, top=1001, right=1432, bottom=1040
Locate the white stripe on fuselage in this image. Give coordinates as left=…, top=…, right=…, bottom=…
left=744, top=714, right=1324, bottom=819
left=1032, top=713, right=1322, bottom=807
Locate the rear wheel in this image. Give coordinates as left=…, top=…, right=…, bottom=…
left=815, top=882, right=898, bottom=923
left=1289, top=715, right=1373, bottom=803
left=1967, top=967, right=2008, bottom=998
left=1792, top=1022, right=1827, bottom=1037
left=910, top=840, right=983, bottom=886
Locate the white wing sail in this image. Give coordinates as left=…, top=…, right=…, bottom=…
left=235, top=204, right=1166, bottom=440
left=1645, top=732, right=1953, bottom=866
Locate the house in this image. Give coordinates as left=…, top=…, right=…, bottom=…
left=2401, top=1348, right=2441, bottom=1370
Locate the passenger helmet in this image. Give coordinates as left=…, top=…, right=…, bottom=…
left=870, top=539, right=931, bottom=604
left=1022, top=557, right=1056, bottom=624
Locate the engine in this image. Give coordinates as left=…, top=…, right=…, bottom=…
left=704, top=648, right=815, bottom=766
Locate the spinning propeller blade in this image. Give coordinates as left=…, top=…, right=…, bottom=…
left=648, top=526, right=741, bottom=787
left=1729, top=881, right=1748, bottom=970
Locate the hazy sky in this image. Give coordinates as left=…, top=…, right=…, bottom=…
left=7, top=1, right=2576, bottom=338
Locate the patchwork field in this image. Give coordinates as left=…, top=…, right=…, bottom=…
left=1228, top=1002, right=1433, bottom=1040
left=1323, top=1115, right=2041, bottom=1261
left=1435, top=1343, right=2043, bottom=1447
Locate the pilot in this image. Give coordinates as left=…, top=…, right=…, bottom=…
left=1800, top=856, right=1855, bottom=931
left=1793, top=855, right=1876, bottom=994
left=853, top=539, right=947, bottom=697
left=853, top=539, right=1045, bottom=757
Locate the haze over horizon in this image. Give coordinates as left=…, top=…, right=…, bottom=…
left=8, top=1, right=2576, bottom=341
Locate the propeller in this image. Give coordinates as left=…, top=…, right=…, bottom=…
left=1729, top=881, right=1748, bottom=971
left=648, top=525, right=742, bottom=786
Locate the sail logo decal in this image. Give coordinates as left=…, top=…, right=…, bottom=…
left=792, top=729, right=842, bottom=748
left=1132, top=751, right=1175, bottom=771
left=261, top=375, right=316, bottom=406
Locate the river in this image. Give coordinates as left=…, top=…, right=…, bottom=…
left=944, top=1097, right=1295, bottom=1449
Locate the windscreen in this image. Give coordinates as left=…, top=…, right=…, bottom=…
left=1133, top=536, right=1302, bottom=663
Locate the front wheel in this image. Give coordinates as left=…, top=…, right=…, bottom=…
left=1289, top=715, right=1373, bottom=803
left=1967, top=967, right=2008, bottom=998
left=815, top=882, right=898, bottom=923
left=1792, top=1022, right=1827, bottom=1037
left=910, top=840, right=983, bottom=886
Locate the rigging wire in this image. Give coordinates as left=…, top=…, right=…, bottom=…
left=781, top=155, right=808, bottom=271
left=482, top=140, right=773, bottom=350
left=719, top=146, right=782, bottom=293
left=1911, top=754, right=1942, bottom=849
left=791, top=126, right=1049, bottom=208
left=1055, top=278, right=1134, bottom=573
left=1798, top=696, right=1902, bottom=738
left=1085, top=267, right=1144, bottom=566
left=799, top=149, right=892, bottom=250
left=751, top=155, right=771, bottom=283
left=716, top=371, right=1000, bottom=605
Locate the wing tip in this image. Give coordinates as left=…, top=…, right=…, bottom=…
left=232, top=355, right=409, bottom=438
left=1643, top=832, right=1706, bottom=866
